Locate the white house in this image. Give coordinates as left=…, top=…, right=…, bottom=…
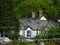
left=19, top=10, right=49, bottom=41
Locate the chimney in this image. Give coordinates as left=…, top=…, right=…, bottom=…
left=39, top=10, right=43, bottom=18
left=31, top=11, right=35, bottom=18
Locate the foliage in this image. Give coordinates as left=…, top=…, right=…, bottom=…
left=13, top=0, right=60, bottom=20
left=7, top=40, right=36, bottom=45
left=39, top=24, right=60, bottom=39
left=48, top=24, right=60, bottom=38
left=35, top=35, right=41, bottom=39
left=0, top=0, right=19, bottom=40
left=53, top=0, right=60, bottom=19
left=39, top=26, right=48, bottom=39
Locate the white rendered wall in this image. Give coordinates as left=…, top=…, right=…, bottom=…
left=19, top=27, right=41, bottom=38
left=25, top=27, right=37, bottom=38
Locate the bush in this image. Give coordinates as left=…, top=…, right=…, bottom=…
left=7, top=40, right=36, bottom=45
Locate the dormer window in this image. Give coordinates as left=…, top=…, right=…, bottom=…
left=27, top=31, right=31, bottom=37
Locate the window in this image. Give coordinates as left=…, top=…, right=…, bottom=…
left=27, top=31, right=31, bottom=37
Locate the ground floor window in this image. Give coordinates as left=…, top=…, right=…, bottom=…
left=27, top=31, right=31, bottom=37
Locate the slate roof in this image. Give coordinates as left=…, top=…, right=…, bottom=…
left=19, top=16, right=48, bottom=30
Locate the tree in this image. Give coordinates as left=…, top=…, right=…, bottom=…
left=38, top=24, right=60, bottom=39
left=53, top=0, right=60, bottom=19
left=13, top=0, right=58, bottom=20
left=0, top=0, right=19, bottom=40
left=48, top=24, right=60, bottom=38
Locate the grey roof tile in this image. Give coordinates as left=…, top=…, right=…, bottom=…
left=19, top=17, right=48, bottom=30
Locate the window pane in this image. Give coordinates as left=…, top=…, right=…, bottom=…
left=27, top=31, right=31, bottom=37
